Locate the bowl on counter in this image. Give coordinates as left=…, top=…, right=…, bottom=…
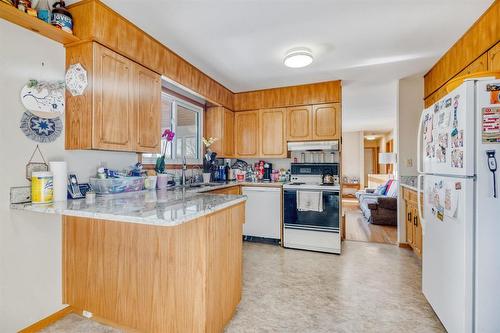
left=89, top=177, right=145, bottom=195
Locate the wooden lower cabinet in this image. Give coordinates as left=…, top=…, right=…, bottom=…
left=63, top=203, right=244, bottom=333
left=402, top=187, right=423, bottom=258
left=207, top=186, right=240, bottom=195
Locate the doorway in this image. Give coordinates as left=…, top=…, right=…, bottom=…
left=363, top=147, right=379, bottom=185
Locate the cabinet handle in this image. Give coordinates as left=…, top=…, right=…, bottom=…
left=407, top=212, right=411, bottom=221
left=414, top=216, right=417, bottom=226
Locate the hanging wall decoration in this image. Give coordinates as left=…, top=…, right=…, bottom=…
left=25, top=145, right=49, bottom=181
left=20, top=111, right=62, bottom=143
left=20, top=80, right=65, bottom=118
left=65, top=63, right=88, bottom=96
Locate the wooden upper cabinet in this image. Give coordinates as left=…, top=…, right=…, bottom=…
left=93, top=44, right=135, bottom=151
left=205, top=106, right=234, bottom=158
left=457, top=53, right=488, bottom=77
left=312, top=103, right=340, bottom=140
left=135, top=64, right=161, bottom=153
left=286, top=106, right=312, bottom=141
left=66, top=42, right=161, bottom=152
left=223, top=108, right=235, bottom=157
left=260, top=108, right=286, bottom=158
left=488, top=42, right=500, bottom=71
left=234, top=111, right=259, bottom=157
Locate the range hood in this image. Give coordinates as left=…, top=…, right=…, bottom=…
left=287, top=140, right=339, bottom=151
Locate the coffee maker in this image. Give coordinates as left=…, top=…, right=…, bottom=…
left=263, top=162, right=273, bottom=182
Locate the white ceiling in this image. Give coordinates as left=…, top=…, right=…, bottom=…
left=92, top=0, right=493, bottom=131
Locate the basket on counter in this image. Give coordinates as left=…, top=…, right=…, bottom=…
left=89, top=177, right=145, bottom=194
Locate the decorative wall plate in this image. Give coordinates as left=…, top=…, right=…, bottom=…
left=65, top=63, right=88, bottom=96
left=20, top=111, right=62, bottom=143
left=20, top=80, right=65, bottom=119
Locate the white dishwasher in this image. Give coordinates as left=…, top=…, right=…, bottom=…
left=241, top=186, right=281, bottom=241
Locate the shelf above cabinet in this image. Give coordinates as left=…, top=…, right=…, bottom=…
left=0, top=2, right=80, bottom=45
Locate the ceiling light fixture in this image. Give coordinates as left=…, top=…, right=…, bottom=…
left=283, top=47, right=313, bottom=68
left=365, top=135, right=377, bottom=141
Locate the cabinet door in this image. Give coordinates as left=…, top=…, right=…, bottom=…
left=488, top=42, right=500, bottom=71
left=205, top=107, right=224, bottom=154
left=234, top=111, right=259, bottom=157
left=312, top=103, right=340, bottom=140
left=93, top=44, right=135, bottom=151
left=286, top=106, right=312, bottom=141
left=458, top=53, right=488, bottom=76
left=260, top=108, right=286, bottom=158
left=405, top=203, right=414, bottom=246
left=222, top=108, right=235, bottom=157
left=134, top=63, right=161, bottom=153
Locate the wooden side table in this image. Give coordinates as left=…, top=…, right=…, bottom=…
left=342, top=183, right=360, bottom=198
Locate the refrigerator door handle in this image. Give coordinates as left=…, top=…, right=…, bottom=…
left=417, top=174, right=425, bottom=232
left=417, top=109, right=426, bottom=174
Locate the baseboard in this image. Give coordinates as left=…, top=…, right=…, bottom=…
left=398, top=242, right=411, bottom=249
left=18, top=306, right=75, bottom=333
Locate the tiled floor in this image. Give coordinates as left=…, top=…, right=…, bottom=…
left=41, top=241, right=444, bottom=333
left=343, top=198, right=398, bottom=245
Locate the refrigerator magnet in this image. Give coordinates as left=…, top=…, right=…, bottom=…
left=487, top=84, right=500, bottom=104
left=482, top=107, right=500, bottom=143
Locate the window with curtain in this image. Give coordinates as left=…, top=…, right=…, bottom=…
left=142, top=92, right=203, bottom=165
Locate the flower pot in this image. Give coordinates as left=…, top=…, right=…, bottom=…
left=157, top=174, right=169, bottom=190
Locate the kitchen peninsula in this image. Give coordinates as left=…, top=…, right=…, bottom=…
left=13, top=189, right=246, bottom=333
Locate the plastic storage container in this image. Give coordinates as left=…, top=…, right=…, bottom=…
left=89, top=177, right=145, bottom=195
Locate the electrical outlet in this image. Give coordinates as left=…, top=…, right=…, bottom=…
left=10, top=186, right=31, bottom=204
left=406, top=159, right=413, bottom=167
left=82, top=310, right=93, bottom=318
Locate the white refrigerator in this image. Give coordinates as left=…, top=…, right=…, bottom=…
left=417, top=79, right=500, bottom=333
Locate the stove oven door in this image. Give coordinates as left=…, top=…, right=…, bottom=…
left=283, top=189, right=340, bottom=232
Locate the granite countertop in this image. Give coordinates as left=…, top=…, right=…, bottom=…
left=399, top=176, right=421, bottom=192
left=11, top=187, right=246, bottom=227
left=10, top=181, right=286, bottom=226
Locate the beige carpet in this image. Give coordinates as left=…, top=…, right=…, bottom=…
left=41, top=241, right=444, bottom=333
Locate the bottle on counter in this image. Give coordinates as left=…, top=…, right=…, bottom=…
left=224, top=162, right=230, bottom=181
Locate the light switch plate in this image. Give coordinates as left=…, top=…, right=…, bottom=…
left=10, top=186, right=31, bottom=204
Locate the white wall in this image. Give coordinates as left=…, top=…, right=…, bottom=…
left=396, top=75, right=424, bottom=243
left=341, top=131, right=364, bottom=187
left=0, top=21, right=137, bottom=332
left=397, top=76, right=424, bottom=177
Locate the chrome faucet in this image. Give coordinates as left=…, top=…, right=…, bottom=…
left=181, top=156, right=187, bottom=186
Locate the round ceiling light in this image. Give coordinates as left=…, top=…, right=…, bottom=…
left=283, top=48, right=313, bottom=68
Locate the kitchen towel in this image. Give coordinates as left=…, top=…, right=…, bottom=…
left=297, top=190, right=323, bottom=212
left=49, top=161, right=67, bottom=202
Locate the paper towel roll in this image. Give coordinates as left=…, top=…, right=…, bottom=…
left=49, top=161, right=67, bottom=202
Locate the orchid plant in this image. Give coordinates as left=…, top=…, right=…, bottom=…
left=155, top=129, right=175, bottom=174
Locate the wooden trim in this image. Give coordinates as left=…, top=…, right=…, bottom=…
left=234, top=80, right=342, bottom=111
left=162, top=87, right=206, bottom=109
left=18, top=306, right=75, bottom=333
left=398, top=243, right=412, bottom=249
left=0, top=2, right=80, bottom=45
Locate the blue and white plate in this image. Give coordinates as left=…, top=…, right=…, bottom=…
left=20, top=111, right=62, bottom=143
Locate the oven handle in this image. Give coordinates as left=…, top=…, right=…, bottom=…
left=284, top=224, right=339, bottom=233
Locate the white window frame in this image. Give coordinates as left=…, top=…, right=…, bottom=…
left=142, top=92, right=203, bottom=165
